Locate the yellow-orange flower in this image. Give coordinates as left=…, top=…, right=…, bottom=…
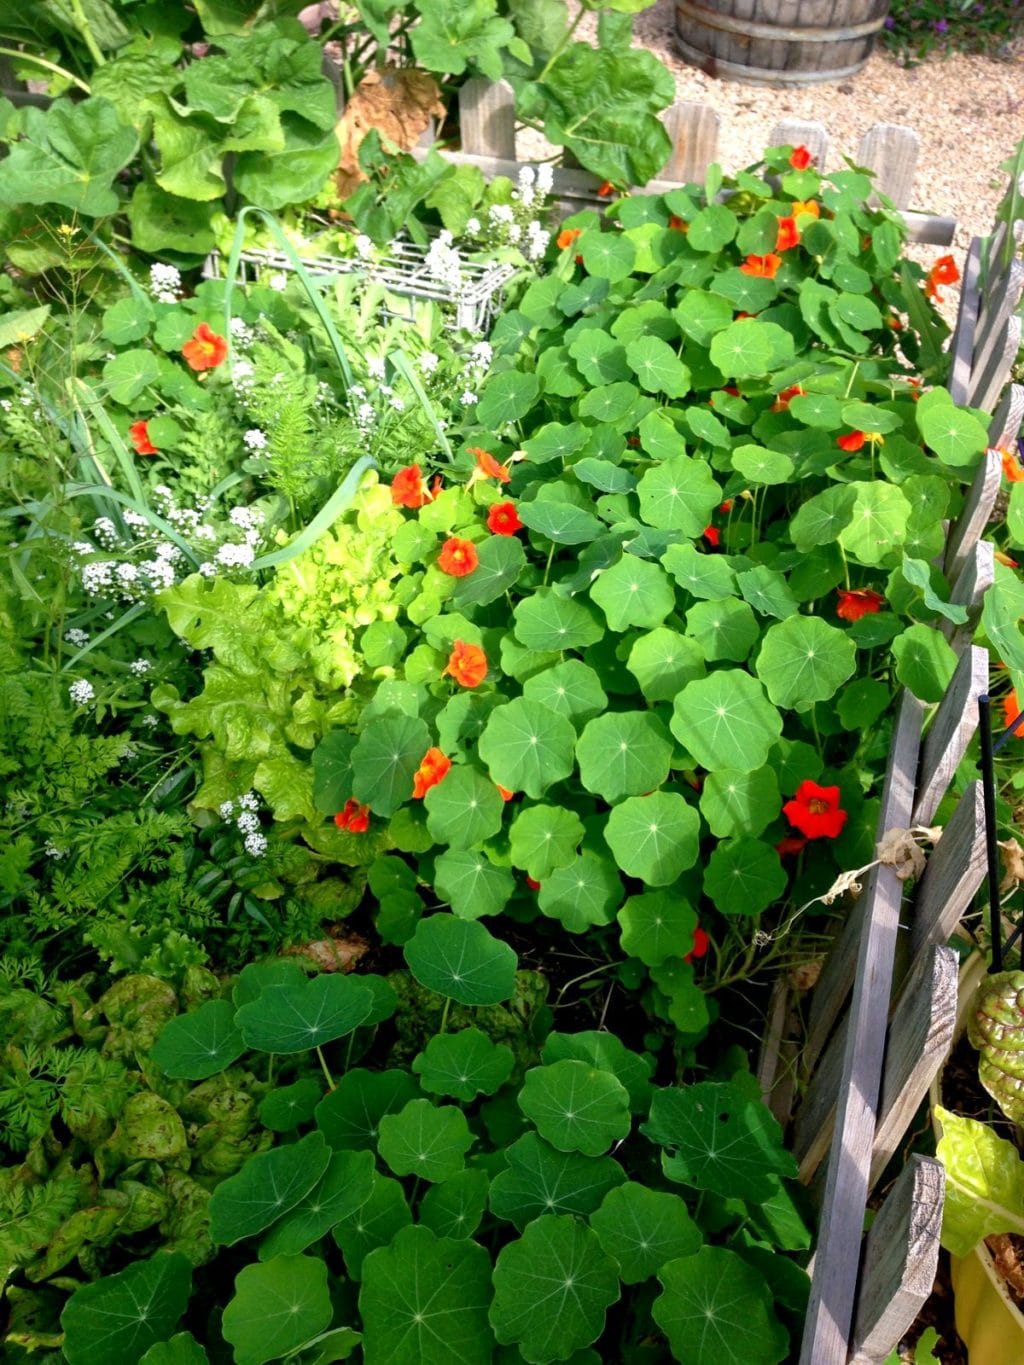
left=437, top=538, right=479, bottom=577
left=412, top=747, right=451, bottom=799
left=557, top=228, right=581, bottom=250
left=791, top=199, right=820, bottom=219
left=446, top=640, right=488, bottom=689
left=775, top=216, right=800, bottom=252
left=469, top=447, right=511, bottom=483
left=1001, top=446, right=1024, bottom=483
left=182, top=322, right=228, bottom=371
left=740, top=253, right=782, bottom=279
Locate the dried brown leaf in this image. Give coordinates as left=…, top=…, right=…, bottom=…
left=877, top=827, right=927, bottom=881
left=999, top=837, right=1024, bottom=894
left=335, top=65, right=445, bottom=197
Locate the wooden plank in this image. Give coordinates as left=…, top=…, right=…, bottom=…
left=661, top=101, right=720, bottom=184
left=943, top=449, right=1002, bottom=585
left=943, top=540, right=995, bottom=655
left=803, top=693, right=924, bottom=1071
left=947, top=237, right=983, bottom=408
left=758, top=977, right=801, bottom=1127
left=798, top=692, right=922, bottom=1365
left=912, top=781, right=987, bottom=959
left=987, top=382, right=1024, bottom=453
left=857, top=123, right=919, bottom=209
left=458, top=77, right=516, bottom=159
left=767, top=118, right=829, bottom=170
left=849, top=1156, right=945, bottom=1363
left=970, top=258, right=1024, bottom=402
left=793, top=1009, right=844, bottom=1180
left=912, top=645, right=988, bottom=825
left=870, top=945, right=958, bottom=1186
left=968, top=313, right=1023, bottom=414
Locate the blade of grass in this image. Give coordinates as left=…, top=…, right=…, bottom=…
left=897, top=261, right=946, bottom=377
left=251, top=455, right=377, bottom=570
left=388, top=347, right=453, bottom=461
left=67, top=378, right=146, bottom=506
left=64, top=602, right=147, bottom=668
left=64, top=482, right=201, bottom=566
left=84, top=233, right=148, bottom=303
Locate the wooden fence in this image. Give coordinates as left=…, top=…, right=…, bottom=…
left=756, top=216, right=1024, bottom=1361
left=434, top=78, right=956, bottom=246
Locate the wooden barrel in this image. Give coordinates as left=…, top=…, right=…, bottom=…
left=675, top=0, right=891, bottom=86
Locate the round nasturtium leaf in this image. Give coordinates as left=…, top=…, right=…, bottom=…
left=591, top=1182, right=702, bottom=1284
left=653, top=1246, right=789, bottom=1365
left=360, top=1225, right=493, bottom=1365
left=209, top=1131, right=331, bottom=1245
left=316, top=1068, right=419, bottom=1150
left=478, top=697, right=577, bottom=799
left=258, top=1148, right=376, bottom=1260
left=637, top=455, right=721, bottom=535
left=235, top=975, right=374, bottom=1054
left=232, top=958, right=307, bottom=1008
left=454, top=535, right=527, bottom=607
left=424, top=765, right=504, bottom=851
left=519, top=1060, right=631, bottom=1156
left=731, top=443, right=794, bottom=485
left=892, top=623, right=957, bottom=703
left=412, top=1027, right=515, bottom=1101
left=542, top=1031, right=654, bottom=1114
left=755, top=614, right=857, bottom=711
left=476, top=369, right=540, bottom=427
left=150, top=999, right=245, bottom=1080
left=351, top=713, right=431, bottom=816
left=684, top=597, right=760, bottom=663
left=537, top=851, right=622, bottom=933
left=625, top=334, right=691, bottom=398
left=627, top=627, right=706, bottom=701
left=709, top=320, right=777, bottom=378
left=523, top=659, right=608, bottom=723
left=699, top=765, right=781, bottom=838
left=590, top=554, right=676, bottom=632
left=489, top=1132, right=626, bottom=1230
left=332, top=1172, right=411, bottom=1280
left=617, top=890, right=697, bottom=967
left=838, top=482, right=911, bottom=566
left=61, top=1252, right=193, bottom=1365
left=433, top=849, right=515, bottom=921
left=490, top=1215, right=621, bottom=1363
left=418, top=1167, right=489, bottom=1240
left=138, top=1333, right=208, bottom=1365
left=704, top=837, right=788, bottom=916
left=576, top=711, right=673, bottom=804
left=378, top=1098, right=474, bottom=1183
left=404, top=915, right=518, bottom=1005
left=604, top=792, right=700, bottom=887
left=649, top=958, right=710, bottom=1035
left=917, top=392, right=989, bottom=466
left=514, top=588, right=604, bottom=653
left=670, top=671, right=782, bottom=772
left=509, top=804, right=583, bottom=880
left=578, top=230, right=636, bottom=281
left=661, top=543, right=736, bottom=600
left=222, top=1255, right=333, bottom=1365
left=788, top=392, right=843, bottom=429
left=259, top=1079, right=323, bottom=1132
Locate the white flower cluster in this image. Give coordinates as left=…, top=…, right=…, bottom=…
left=149, top=263, right=182, bottom=304
left=64, top=628, right=90, bottom=647
left=459, top=165, right=553, bottom=263
left=243, top=427, right=268, bottom=451
left=229, top=316, right=255, bottom=347
left=219, top=791, right=268, bottom=857
left=268, top=272, right=289, bottom=291
left=129, top=659, right=152, bottom=676
left=355, top=234, right=374, bottom=261
left=43, top=839, right=66, bottom=860
left=425, top=230, right=462, bottom=292
left=69, top=679, right=95, bottom=707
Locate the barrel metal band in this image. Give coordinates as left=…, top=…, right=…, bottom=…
left=675, top=0, right=884, bottom=43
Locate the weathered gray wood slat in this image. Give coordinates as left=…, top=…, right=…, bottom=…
left=911, top=780, right=987, bottom=959
left=943, top=539, right=995, bottom=655
left=947, top=237, right=983, bottom=407
left=792, top=1008, right=844, bottom=1179
left=766, top=117, right=829, bottom=169
left=942, top=450, right=1002, bottom=586
left=797, top=691, right=923, bottom=1365
left=870, top=944, right=958, bottom=1185
left=912, top=645, right=988, bottom=824
left=849, top=1157, right=946, bottom=1364
left=987, top=382, right=1024, bottom=453
left=661, top=101, right=721, bottom=183
left=802, top=692, right=925, bottom=1072
left=856, top=124, right=919, bottom=210
left=968, top=313, right=1023, bottom=414
left=972, top=256, right=1024, bottom=386
left=458, top=77, right=516, bottom=159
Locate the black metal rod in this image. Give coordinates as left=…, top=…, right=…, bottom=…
left=992, top=698, right=1024, bottom=755
left=1005, top=922, right=1023, bottom=961
left=979, top=695, right=1004, bottom=973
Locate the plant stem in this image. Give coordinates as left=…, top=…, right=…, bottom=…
left=542, top=541, right=556, bottom=587
left=438, top=997, right=451, bottom=1034
left=68, top=0, right=107, bottom=66
left=0, top=47, right=90, bottom=92
left=537, top=8, right=585, bottom=83
left=315, top=1044, right=336, bottom=1091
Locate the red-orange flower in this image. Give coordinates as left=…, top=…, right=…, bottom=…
left=335, top=799, right=370, bottom=834
left=469, top=447, right=511, bottom=483
left=703, top=525, right=720, bottom=547
left=496, top=784, right=515, bottom=802
left=719, top=499, right=734, bottom=513
left=775, top=835, right=807, bottom=858
left=128, top=419, right=158, bottom=455
left=1004, top=690, right=1023, bottom=734
left=684, top=924, right=709, bottom=964
left=412, top=747, right=451, bottom=799
left=526, top=876, right=541, bottom=891
left=668, top=215, right=689, bottom=232
left=446, top=640, right=488, bottom=689
left=1001, top=446, right=1024, bottom=483
left=837, top=430, right=866, bottom=452
left=438, top=538, right=479, bottom=577
left=775, top=216, right=800, bottom=252
left=487, top=501, right=522, bottom=536
left=789, top=145, right=812, bottom=170
left=837, top=588, right=885, bottom=622
left=740, top=253, right=782, bottom=279
left=391, top=464, right=433, bottom=508
left=771, top=384, right=805, bottom=412
left=181, top=321, right=228, bottom=372
left=931, top=254, right=960, bottom=285
left=557, top=228, right=582, bottom=249
left=791, top=199, right=820, bottom=219
left=783, top=781, right=847, bottom=840
left=597, top=181, right=616, bottom=197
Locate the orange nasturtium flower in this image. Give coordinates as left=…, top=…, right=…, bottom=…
left=771, top=384, right=805, bottom=412
left=775, top=835, right=807, bottom=858
left=783, top=780, right=847, bottom=840
left=390, top=464, right=435, bottom=508
left=557, top=228, right=582, bottom=250
left=487, top=501, right=522, bottom=536
left=775, top=216, right=800, bottom=252
left=469, top=447, right=511, bottom=483
left=684, top=924, right=709, bottom=964
left=597, top=181, right=616, bottom=198
left=1001, top=446, right=1024, bottom=483
left=128, top=420, right=158, bottom=455
left=1004, top=689, right=1023, bottom=735
left=668, top=215, right=689, bottom=231
left=446, top=640, right=488, bottom=689
left=702, top=525, right=720, bottom=547
left=412, top=747, right=451, bottom=799
left=437, top=537, right=479, bottom=577
left=790, top=199, right=820, bottom=219
left=740, top=253, right=782, bottom=279
left=836, top=588, right=885, bottom=622
left=924, top=253, right=961, bottom=302
left=789, top=145, right=812, bottom=171
left=335, top=799, right=370, bottom=833
left=496, top=785, right=515, bottom=802
left=837, top=430, right=866, bottom=452
left=182, top=322, right=228, bottom=372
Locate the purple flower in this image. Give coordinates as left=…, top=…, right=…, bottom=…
left=933, top=17, right=949, bottom=30
left=884, top=14, right=895, bottom=26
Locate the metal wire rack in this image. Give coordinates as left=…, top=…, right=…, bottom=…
left=202, top=240, right=518, bottom=334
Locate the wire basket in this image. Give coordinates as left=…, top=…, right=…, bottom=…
left=202, top=239, right=518, bottom=334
